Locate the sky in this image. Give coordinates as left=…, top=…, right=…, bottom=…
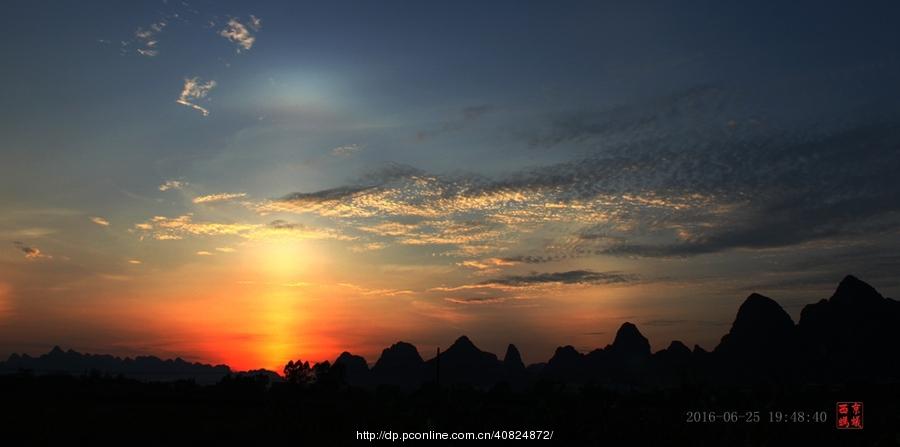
left=2, top=0, right=900, bottom=371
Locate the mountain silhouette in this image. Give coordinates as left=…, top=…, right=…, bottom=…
left=798, top=274, right=900, bottom=380
left=712, top=293, right=798, bottom=382
left=715, top=293, right=796, bottom=356
left=334, top=351, right=371, bottom=386
left=370, top=341, right=425, bottom=387
left=602, top=322, right=652, bottom=384
left=503, top=344, right=525, bottom=371
left=0, top=346, right=231, bottom=384
left=828, top=273, right=885, bottom=306
left=653, top=340, right=691, bottom=366
left=425, top=336, right=502, bottom=386
left=4, top=275, right=899, bottom=390
left=609, top=322, right=651, bottom=358
left=502, top=344, right=527, bottom=387
left=649, top=341, right=694, bottom=387
left=543, top=345, right=586, bottom=382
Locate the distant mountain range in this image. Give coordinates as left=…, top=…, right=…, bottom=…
left=2, top=275, right=897, bottom=387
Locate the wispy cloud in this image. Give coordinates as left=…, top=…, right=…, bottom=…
left=331, top=143, right=364, bottom=158
left=256, top=84, right=900, bottom=267
left=89, top=216, right=110, bottom=227
left=133, top=21, right=166, bottom=57
left=337, top=283, right=415, bottom=297
left=457, top=257, right=518, bottom=270
left=159, top=180, right=187, bottom=191
left=219, top=17, right=259, bottom=52
left=12, top=242, right=50, bottom=260
left=483, top=270, right=638, bottom=287
left=196, top=251, right=213, bottom=256
left=176, top=77, right=216, bottom=116
left=443, top=296, right=514, bottom=305
left=432, top=270, right=638, bottom=292
left=425, top=269, right=638, bottom=305
left=248, top=15, right=262, bottom=31
left=132, top=215, right=350, bottom=241
left=264, top=185, right=375, bottom=213
left=349, top=242, right=386, bottom=252
left=257, top=162, right=709, bottom=258
left=192, top=192, right=248, bottom=204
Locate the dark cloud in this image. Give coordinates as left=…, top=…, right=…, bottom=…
left=271, top=85, right=900, bottom=262
left=527, top=85, right=733, bottom=148
left=357, top=163, right=427, bottom=185
left=499, top=255, right=564, bottom=264
left=268, top=219, right=304, bottom=230
left=278, top=185, right=373, bottom=204
left=483, top=270, right=639, bottom=287
left=12, top=241, right=46, bottom=259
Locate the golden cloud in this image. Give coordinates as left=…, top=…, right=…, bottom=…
left=132, top=214, right=351, bottom=242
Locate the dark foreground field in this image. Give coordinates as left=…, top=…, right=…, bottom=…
left=1, top=372, right=897, bottom=446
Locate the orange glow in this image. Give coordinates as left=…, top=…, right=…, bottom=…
left=0, top=282, right=11, bottom=320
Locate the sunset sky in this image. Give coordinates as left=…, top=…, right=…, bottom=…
left=2, top=0, right=900, bottom=371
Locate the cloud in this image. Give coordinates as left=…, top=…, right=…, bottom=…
left=349, top=242, right=386, bottom=252
left=261, top=185, right=376, bottom=215
left=159, top=180, right=187, bottom=191
left=498, top=255, right=563, bottom=264
left=215, top=247, right=236, bottom=253
left=0, top=227, right=57, bottom=238
left=219, top=17, right=258, bottom=52
left=427, top=269, right=638, bottom=306
left=127, top=259, right=142, bottom=264
left=331, top=143, right=364, bottom=157
left=90, top=216, right=110, bottom=227
left=243, top=82, right=900, bottom=267
left=248, top=15, right=262, bottom=31
left=456, top=257, right=518, bottom=272
left=133, top=21, right=166, bottom=57
left=263, top=112, right=900, bottom=263
left=267, top=219, right=300, bottom=230
left=337, top=283, right=414, bottom=297
left=258, top=161, right=705, bottom=258
left=428, top=283, right=524, bottom=305
left=132, top=214, right=349, bottom=241
left=481, top=270, right=639, bottom=287
left=192, top=192, right=248, bottom=204
left=444, top=296, right=512, bottom=305
left=196, top=251, right=213, bottom=256
left=176, top=77, right=216, bottom=116
left=12, top=242, right=50, bottom=260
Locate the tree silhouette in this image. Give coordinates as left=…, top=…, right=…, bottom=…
left=283, top=359, right=312, bottom=385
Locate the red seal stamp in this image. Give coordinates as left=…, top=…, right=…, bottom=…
left=836, top=402, right=863, bottom=429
